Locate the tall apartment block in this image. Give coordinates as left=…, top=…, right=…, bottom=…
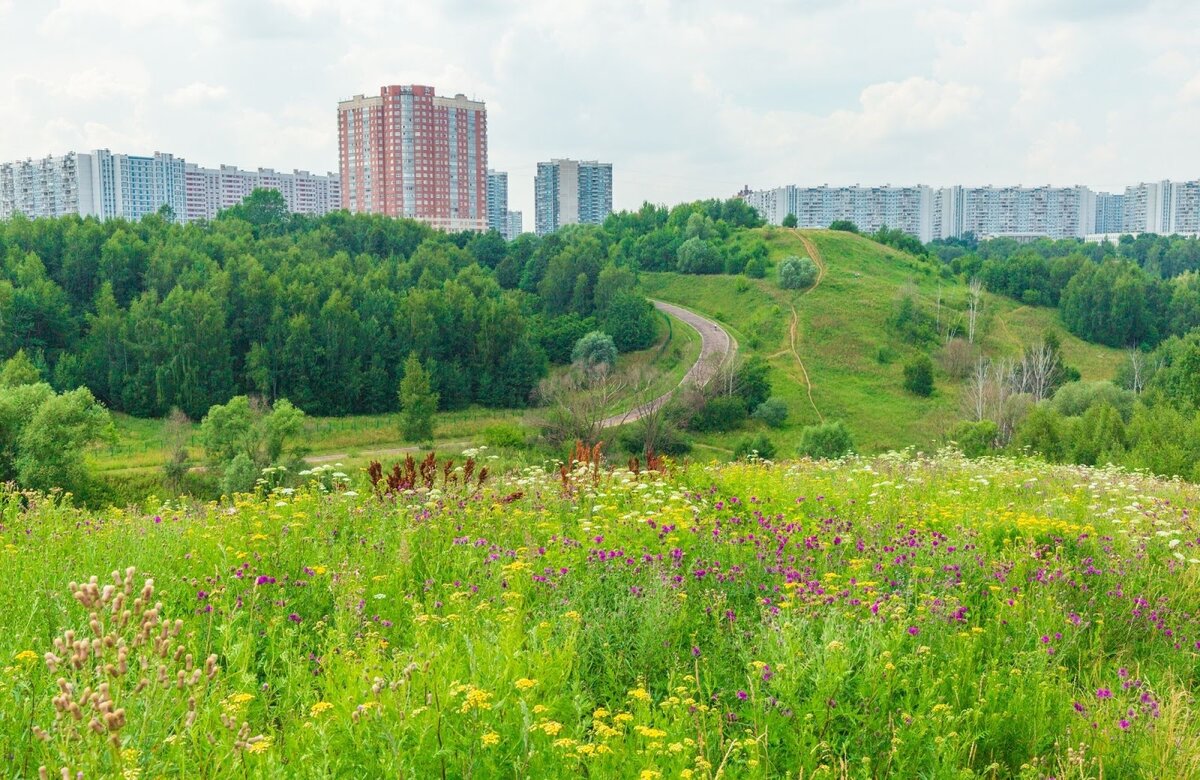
left=486, top=169, right=508, bottom=234
left=505, top=210, right=523, bottom=241
left=1093, top=192, right=1125, bottom=234
left=1122, top=181, right=1200, bottom=234
left=337, top=84, right=488, bottom=232
left=534, top=159, right=613, bottom=235
left=0, top=149, right=340, bottom=223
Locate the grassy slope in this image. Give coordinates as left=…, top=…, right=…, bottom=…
left=640, top=228, right=1124, bottom=454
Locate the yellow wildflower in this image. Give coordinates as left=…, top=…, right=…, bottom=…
left=14, top=650, right=38, bottom=665
left=481, top=731, right=500, bottom=747
left=246, top=735, right=273, bottom=754
left=628, top=687, right=651, bottom=702
left=538, top=720, right=564, bottom=736
left=309, top=701, right=334, bottom=718
left=514, top=678, right=538, bottom=691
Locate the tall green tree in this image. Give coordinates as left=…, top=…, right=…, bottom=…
left=399, top=353, right=438, bottom=442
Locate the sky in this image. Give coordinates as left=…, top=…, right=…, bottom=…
left=1, top=0, right=1199, bottom=220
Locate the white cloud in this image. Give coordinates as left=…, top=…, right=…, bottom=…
left=0, top=0, right=1198, bottom=218
left=168, top=82, right=228, bottom=107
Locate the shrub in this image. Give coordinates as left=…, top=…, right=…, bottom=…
left=618, top=419, right=692, bottom=457
left=1052, top=381, right=1135, bottom=421
left=571, top=331, right=617, bottom=368
left=690, top=395, right=748, bottom=432
left=676, top=237, right=723, bottom=274
left=797, top=420, right=854, bottom=459
left=950, top=420, right=999, bottom=458
left=220, top=452, right=258, bottom=496
left=778, top=256, right=818, bottom=289
left=830, top=220, right=858, bottom=233
left=482, top=423, right=527, bottom=449
left=734, top=356, right=772, bottom=411
left=744, top=257, right=767, bottom=278
left=752, top=398, right=789, bottom=428
left=734, top=433, right=777, bottom=460
left=781, top=213, right=798, bottom=228
left=903, top=355, right=935, bottom=397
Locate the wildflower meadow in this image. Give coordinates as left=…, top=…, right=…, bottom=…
left=2, top=449, right=1199, bottom=778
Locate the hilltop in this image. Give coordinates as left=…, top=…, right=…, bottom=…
left=640, top=228, right=1125, bottom=453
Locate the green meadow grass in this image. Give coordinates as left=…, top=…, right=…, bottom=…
left=3, top=453, right=1198, bottom=777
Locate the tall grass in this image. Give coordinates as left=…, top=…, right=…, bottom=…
left=2, top=451, right=1198, bottom=777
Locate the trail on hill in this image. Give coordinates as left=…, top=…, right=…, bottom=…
left=788, top=231, right=826, bottom=423
left=600, top=300, right=735, bottom=429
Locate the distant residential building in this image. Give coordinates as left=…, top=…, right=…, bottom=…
left=0, top=149, right=339, bottom=223
left=337, top=84, right=488, bottom=232
left=935, top=185, right=1091, bottom=241
left=505, top=210, right=523, bottom=240
left=183, top=164, right=340, bottom=221
left=0, top=152, right=92, bottom=220
left=744, top=184, right=934, bottom=242
left=486, top=169, right=508, bottom=234
left=742, top=183, right=1099, bottom=241
left=1093, top=192, right=1125, bottom=234
left=534, top=159, right=612, bottom=235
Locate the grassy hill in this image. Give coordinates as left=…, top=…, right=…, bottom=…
left=640, top=228, right=1124, bottom=453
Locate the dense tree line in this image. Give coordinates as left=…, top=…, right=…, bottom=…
left=935, top=234, right=1200, bottom=348
left=0, top=190, right=747, bottom=420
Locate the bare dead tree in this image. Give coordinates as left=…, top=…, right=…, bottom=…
left=1128, top=348, right=1147, bottom=394
left=967, top=278, right=984, bottom=344
left=537, top=363, right=630, bottom=447
left=1017, top=341, right=1059, bottom=402
left=962, top=357, right=991, bottom=422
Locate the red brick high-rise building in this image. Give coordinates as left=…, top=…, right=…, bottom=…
left=337, top=85, right=487, bottom=232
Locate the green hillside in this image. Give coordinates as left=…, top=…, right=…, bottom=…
left=641, top=228, right=1125, bottom=453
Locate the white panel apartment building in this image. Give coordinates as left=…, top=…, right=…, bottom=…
left=745, top=183, right=1099, bottom=241
left=182, top=164, right=341, bottom=222
left=1122, top=181, right=1200, bottom=234
left=1, top=149, right=340, bottom=223
left=743, top=185, right=934, bottom=241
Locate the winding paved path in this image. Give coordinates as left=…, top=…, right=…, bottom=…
left=600, top=300, right=735, bottom=428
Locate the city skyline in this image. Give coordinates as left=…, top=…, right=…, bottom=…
left=2, top=2, right=1199, bottom=223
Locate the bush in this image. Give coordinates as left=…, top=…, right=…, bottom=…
left=676, top=237, right=723, bottom=274
left=950, top=420, right=998, bottom=458
left=690, top=395, right=748, bottom=432
left=220, top=453, right=258, bottom=496
left=734, top=356, right=772, bottom=411
left=734, top=433, right=777, bottom=460
left=781, top=214, right=798, bottom=228
left=572, top=331, right=618, bottom=368
left=482, top=423, right=527, bottom=449
left=744, top=257, right=767, bottom=278
left=797, top=420, right=854, bottom=459
left=903, top=355, right=935, bottom=397
left=1052, top=381, right=1136, bottom=421
left=601, top=293, right=658, bottom=352
left=618, top=419, right=692, bottom=457
left=752, top=398, right=788, bottom=428
left=778, top=256, right=818, bottom=290
left=830, top=220, right=858, bottom=233
left=874, top=345, right=897, bottom=365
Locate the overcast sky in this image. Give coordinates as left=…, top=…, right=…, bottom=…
left=2, top=0, right=1198, bottom=220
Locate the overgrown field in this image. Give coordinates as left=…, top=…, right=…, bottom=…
left=2, top=452, right=1199, bottom=778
